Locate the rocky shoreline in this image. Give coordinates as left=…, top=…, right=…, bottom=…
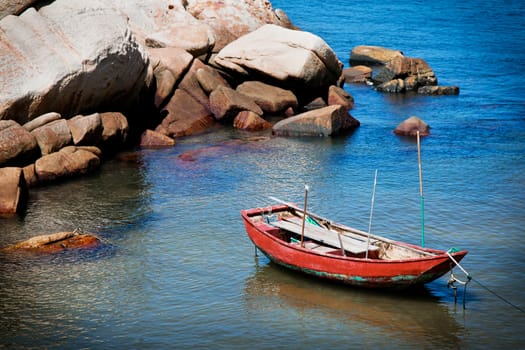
left=0, top=0, right=456, bottom=226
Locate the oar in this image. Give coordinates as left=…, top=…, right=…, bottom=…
left=417, top=131, right=425, bottom=247
left=365, top=169, right=378, bottom=259
left=300, top=185, right=309, bottom=248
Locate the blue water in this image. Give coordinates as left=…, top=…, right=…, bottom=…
left=1, top=1, right=525, bottom=348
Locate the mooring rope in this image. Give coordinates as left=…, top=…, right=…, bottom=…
left=447, top=251, right=525, bottom=314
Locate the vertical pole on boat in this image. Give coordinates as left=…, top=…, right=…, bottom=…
left=300, top=185, right=309, bottom=248
left=417, top=131, right=425, bottom=248
left=366, top=169, right=378, bottom=259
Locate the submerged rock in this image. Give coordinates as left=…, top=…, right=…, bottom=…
left=418, top=85, right=460, bottom=95
left=2, top=231, right=102, bottom=253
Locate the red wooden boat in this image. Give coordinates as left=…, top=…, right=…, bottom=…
left=241, top=203, right=468, bottom=289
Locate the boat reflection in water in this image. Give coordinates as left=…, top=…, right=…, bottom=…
left=244, top=260, right=464, bottom=347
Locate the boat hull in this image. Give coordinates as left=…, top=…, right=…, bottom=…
left=241, top=205, right=468, bottom=289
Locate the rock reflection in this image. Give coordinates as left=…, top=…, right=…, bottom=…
left=0, top=152, right=153, bottom=247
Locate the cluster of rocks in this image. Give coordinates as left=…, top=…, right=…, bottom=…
left=344, top=45, right=460, bottom=95
left=0, top=1, right=360, bottom=217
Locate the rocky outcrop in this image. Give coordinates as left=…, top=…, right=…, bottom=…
left=214, top=24, right=343, bottom=95
left=0, top=167, right=28, bottom=216
left=0, top=2, right=150, bottom=123
left=272, top=105, right=359, bottom=137
left=350, top=45, right=403, bottom=66
left=394, top=116, right=430, bottom=137
left=374, top=56, right=437, bottom=91
left=348, top=45, right=459, bottom=95
left=1, top=0, right=364, bottom=222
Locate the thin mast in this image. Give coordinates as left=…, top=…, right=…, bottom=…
left=417, top=131, right=425, bottom=247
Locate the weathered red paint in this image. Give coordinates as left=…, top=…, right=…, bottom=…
left=241, top=205, right=467, bottom=289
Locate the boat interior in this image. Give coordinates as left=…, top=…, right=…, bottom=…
left=248, top=206, right=432, bottom=261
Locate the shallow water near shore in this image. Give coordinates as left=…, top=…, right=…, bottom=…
left=1, top=0, right=524, bottom=348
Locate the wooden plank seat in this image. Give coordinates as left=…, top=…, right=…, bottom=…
left=302, top=241, right=338, bottom=254
left=271, top=218, right=379, bottom=255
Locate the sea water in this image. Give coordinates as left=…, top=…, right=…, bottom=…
left=1, top=0, right=524, bottom=348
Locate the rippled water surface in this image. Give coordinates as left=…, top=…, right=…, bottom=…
left=1, top=0, right=524, bottom=348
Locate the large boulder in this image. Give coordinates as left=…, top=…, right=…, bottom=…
left=31, top=119, right=72, bottom=155
left=0, top=167, right=28, bottom=216
left=34, top=146, right=101, bottom=184
left=0, top=0, right=38, bottom=19
left=272, top=105, right=359, bottom=137
left=350, top=45, right=404, bottom=66
left=22, top=112, right=61, bottom=132
left=157, top=89, right=216, bottom=137
left=195, top=66, right=231, bottom=94
left=0, top=120, right=39, bottom=166
left=327, top=86, right=354, bottom=111
left=0, top=2, right=149, bottom=123
left=184, top=0, right=294, bottom=52
left=236, top=81, right=298, bottom=114
left=178, top=59, right=213, bottom=110
left=157, top=58, right=218, bottom=137
left=100, top=112, right=129, bottom=151
left=145, top=23, right=216, bottom=57
left=214, top=24, right=342, bottom=94
left=148, top=47, right=194, bottom=108
left=342, top=66, right=372, bottom=84
left=67, top=113, right=103, bottom=146
left=209, top=86, right=263, bottom=121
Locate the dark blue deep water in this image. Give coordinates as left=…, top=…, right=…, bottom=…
left=1, top=1, right=524, bottom=348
